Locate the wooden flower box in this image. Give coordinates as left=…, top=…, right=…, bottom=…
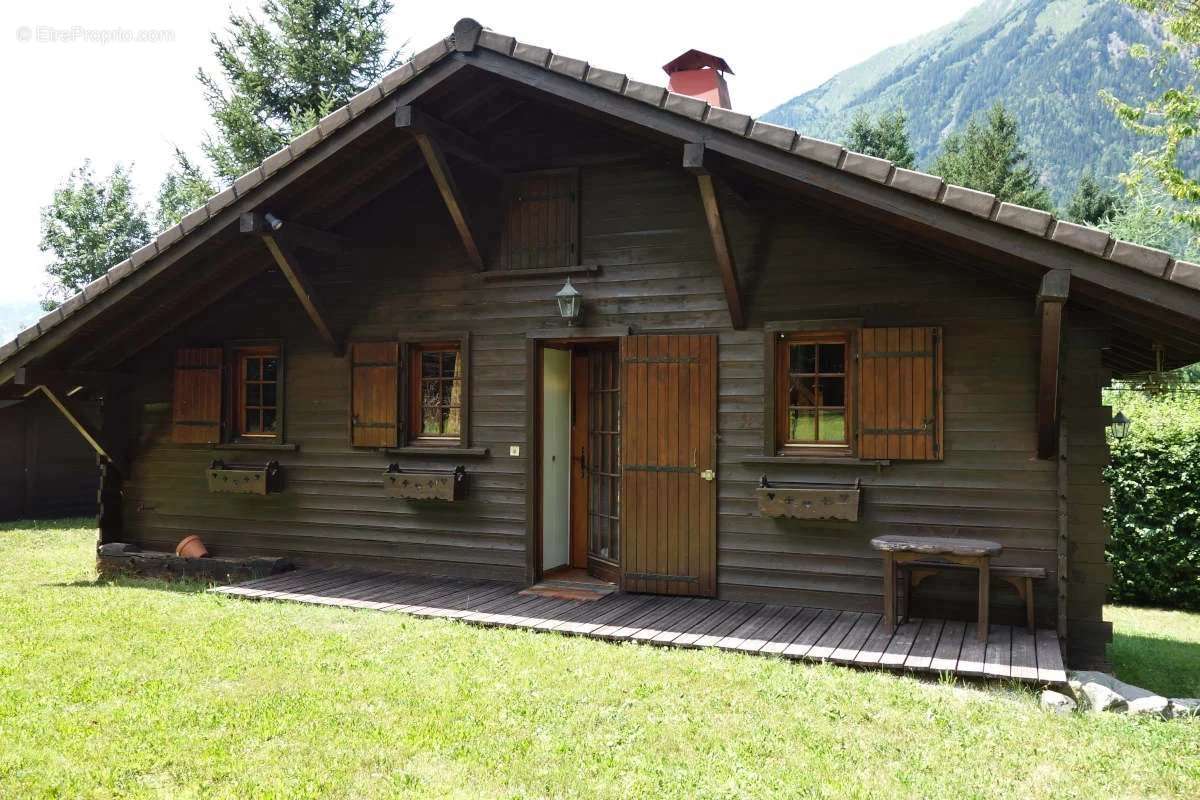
left=207, top=460, right=282, bottom=495
left=383, top=464, right=466, bottom=501
left=756, top=477, right=861, bottom=522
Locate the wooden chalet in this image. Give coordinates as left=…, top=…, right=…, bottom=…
left=5, top=19, right=1200, bottom=673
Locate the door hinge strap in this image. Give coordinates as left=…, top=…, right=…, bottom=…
left=622, top=464, right=697, bottom=473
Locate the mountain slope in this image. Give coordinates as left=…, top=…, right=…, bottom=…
left=762, top=0, right=1186, bottom=204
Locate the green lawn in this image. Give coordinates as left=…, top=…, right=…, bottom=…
left=1, top=520, right=1197, bottom=799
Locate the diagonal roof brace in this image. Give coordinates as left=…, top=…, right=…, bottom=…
left=683, top=142, right=745, bottom=329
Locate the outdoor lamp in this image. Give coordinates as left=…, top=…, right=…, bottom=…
left=1111, top=411, right=1131, bottom=441
left=556, top=278, right=582, bottom=326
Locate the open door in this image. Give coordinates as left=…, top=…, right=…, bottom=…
left=620, top=335, right=718, bottom=596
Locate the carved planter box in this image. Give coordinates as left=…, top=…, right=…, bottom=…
left=383, top=465, right=466, bottom=501
left=207, top=460, right=281, bottom=495
left=756, top=478, right=861, bottom=522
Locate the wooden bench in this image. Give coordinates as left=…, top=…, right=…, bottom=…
left=901, top=563, right=1046, bottom=633
left=871, top=535, right=1002, bottom=641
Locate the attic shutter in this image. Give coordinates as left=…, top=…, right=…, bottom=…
left=172, top=347, right=223, bottom=444
left=350, top=342, right=399, bottom=447
left=501, top=169, right=579, bottom=270
left=859, top=327, right=942, bottom=460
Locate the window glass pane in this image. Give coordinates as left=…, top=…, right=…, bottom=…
left=818, top=377, right=845, bottom=407
left=262, top=383, right=277, bottom=407
left=818, top=344, right=845, bottom=374
left=818, top=410, right=846, bottom=442
left=245, top=409, right=261, bottom=432
left=422, top=352, right=442, bottom=378
left=788, top=408, right=816, bottom=441
left=443, top=351, right=460, bottom=379
left=245, top=358, right=260, bottom=380
left=789, top=344, right=815, bottom=374
left=246, top=383, right=261, bottom=406
left=262, top=357, right=278, bottom=381
left=421, top=380, right=440, bottom=407
left=790, top=377, right=816, bottom=407
left=262, top=409, right=277, bottom=433
left=422, top=405, right=441, bottom=434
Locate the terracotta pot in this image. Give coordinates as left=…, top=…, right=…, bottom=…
left=175, top=535, right=209, bottom=559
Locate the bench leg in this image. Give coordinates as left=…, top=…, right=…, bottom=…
left=977, top=558, right=989, bottom=641
left=1025, top=576, right=1035, bottom=632
left=882, top=551, right=895, bottom=633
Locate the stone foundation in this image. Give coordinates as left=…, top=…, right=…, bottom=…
left=97, top=543, right=292, bottom=584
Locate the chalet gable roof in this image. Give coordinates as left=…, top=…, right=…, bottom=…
left=3, top=17, right=1200, bottom=379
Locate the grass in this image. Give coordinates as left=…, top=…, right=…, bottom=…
left=1108, top=606, right=1200, bottom=698
left=1, top=520, right=1198, bottom=799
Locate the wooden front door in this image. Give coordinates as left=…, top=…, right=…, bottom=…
left=620, top=335, right=718, bottom=596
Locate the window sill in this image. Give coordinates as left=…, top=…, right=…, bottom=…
left=742, top=455, right=890, bottom=467
left=480, top=264, right=599, bottom=282
left=212, top=442, right=298, bottom=453
left=383, top=446, right=490, bottom=458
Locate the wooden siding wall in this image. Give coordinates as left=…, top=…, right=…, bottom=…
left=0, top=394, right=98, bottom=521
left=112, top=159, right=1111, bottom=659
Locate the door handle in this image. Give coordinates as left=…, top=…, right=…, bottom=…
left=700, top=469, right=715, bottom=482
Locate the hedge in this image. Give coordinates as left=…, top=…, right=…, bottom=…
left=1103, top=392, right=1200, bottom=611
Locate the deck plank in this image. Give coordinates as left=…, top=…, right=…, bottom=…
left=650, top=599, right=733, bottom=644
left=715, top=604, right=786, bottom=650
left=982, top=624, right=1012, bottom=679
left=956, top=624, right=987, bottom=676
left=903, top=619, right=945, bottom=671
left=672, top=602, right=744, bottom=647
left=1035, top=629, right=1068, bottom=684
left=878, top=619, right=922, bottom=667
left=732, top=605, right=805, bottom=653
left=807, top=611, right=861, bottom=661
left=852, top=615, right=895, bottom=666
left=781, top=608, right=840, bottom=659
left=692, top=603, right=763, bottom=648
left=631, top=598, right=707, bottom=641
left=929, top=620, right=966, bottom=673
left=607, top=597, right=692, bottom=640
left=759, top=607, right=821, bottom=655
left=1009, top=628, right=1039, bottom=682
left=829, top=613, right=881, bottom=664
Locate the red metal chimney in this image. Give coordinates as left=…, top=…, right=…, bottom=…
left=663, top=49, right=733, bottom=109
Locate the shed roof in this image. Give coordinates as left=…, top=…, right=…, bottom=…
left=3, top=17, right=1199, bottom=379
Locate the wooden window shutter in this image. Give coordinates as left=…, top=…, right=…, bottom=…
left=172, top=348, right=223, bottom=444
left=501, top=169, right=579, bottom=270
left=858, top=327, right=943, bottom=460
left=350, top=342, right=400, bottom=447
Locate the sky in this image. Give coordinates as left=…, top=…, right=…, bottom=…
left=0, top=0, right=980, bottom=338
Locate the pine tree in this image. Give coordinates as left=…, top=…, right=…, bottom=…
left=39, top=161, right=151, bottom=309
left=199, top=0, right=402, bottom=181
left=1066, top=173, right=1123, bottom=226
left=156, top=149, right=218, bottom=229
left=931, top=103, right=1053, bottom=211
left=844, top=109, right=916, bottom=169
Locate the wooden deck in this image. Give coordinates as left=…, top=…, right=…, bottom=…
left=211, top=568, right=1067, bottom=685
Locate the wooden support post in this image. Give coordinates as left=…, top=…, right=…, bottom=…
left=1036, top=269, right=1070, bottom=459
left=396, top=105, right=487, bottom=270
left=1056, top=422, right=1069, bottom=645
left=682, top=142, right=745, bottom=329
left=255, top=230, right=342, bottom=354
left=36, top=384, right=125, bottom=475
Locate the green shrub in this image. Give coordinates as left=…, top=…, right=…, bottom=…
left=1103, top=390, right=1200, bottom=610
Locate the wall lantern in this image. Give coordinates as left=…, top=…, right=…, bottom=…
left=556, top=278, right=583, bottom=326
left=1111, top=411, right=1131, bottom=441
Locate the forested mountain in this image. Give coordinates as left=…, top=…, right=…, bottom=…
left=762, top=0, right=1190, bottom=204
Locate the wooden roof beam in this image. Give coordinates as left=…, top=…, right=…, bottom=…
left=397, top=105, right=487, bottom=270
left=395, top=105, right=499, bottom=177
left=1037, top=269, right=1070, bottom=459
left=242, top=221, right=341, bottom=354
left=36, top=383, right=126, bottom=475
left=683, top=142, right=745, bottom=329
